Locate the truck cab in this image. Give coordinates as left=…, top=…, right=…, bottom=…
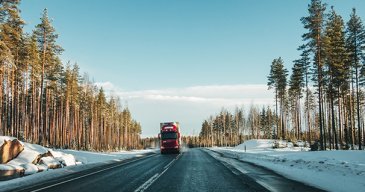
left=159, top=122, right=181, bottom=154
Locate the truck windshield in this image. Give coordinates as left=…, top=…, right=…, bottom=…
left=161, top=132, right=177, bottom=140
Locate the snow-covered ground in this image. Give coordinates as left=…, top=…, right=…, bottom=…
left=0, top=136, right=78, bottom=178
left=211, top=139, right=365, bottom=192
left=60, top=148, right=158, bottom=164
left=0, top=136, right=158, bottom=191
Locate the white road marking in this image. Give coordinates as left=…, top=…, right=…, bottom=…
left=163, top=158, right=176, bottom=169
left=135, top=153, right=182, bottom=192
left=134, top=173, right=159, bottom=192
left=30, top=154, right=157, bottom=192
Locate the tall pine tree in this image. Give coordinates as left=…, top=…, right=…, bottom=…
left=301, top=0, right=327, bottom=150
left=347, top=8, right=365, bottom=150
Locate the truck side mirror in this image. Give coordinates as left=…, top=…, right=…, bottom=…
left=158, top=133, right=161, bottom=139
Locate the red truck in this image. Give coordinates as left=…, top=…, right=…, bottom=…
left=159, top=122, right=181, bottom=154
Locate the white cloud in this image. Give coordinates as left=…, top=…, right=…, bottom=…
left=94, top=81, right=118, bottom=92
left=94, top=82, right=275, bottom=137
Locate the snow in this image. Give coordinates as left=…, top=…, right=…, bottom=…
left=22, top=164, right=38, bottom=175
left=1, top=136, right=157, bottom=190
left=211, top=139, right=365, bottom=192
left=60, top=149, right=158, bottom=164
left=234, top=139, right=275, bottom=151
left=0, top=147, right=158, bottom=191
left=8, top=146, right=44, bottom=166
left=50, top=150, right=76, bottom=166
left=0, top=136, right=21, bottom=147
left=22, top=142, right=48, bottom=154
left=36, top=164, right=48, bottom=172
left=40, top=156, right=61, bottom=169
left=0, top=164, right=23, bottom=171
left=1, top=138, right=77, bottom=180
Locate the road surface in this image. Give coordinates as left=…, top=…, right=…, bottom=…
left=12, top=148, right=324, bottom=192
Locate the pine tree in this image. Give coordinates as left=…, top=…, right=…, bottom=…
left=296, top=45, right=312, bottom=141
left=268, top=57, right=288, bottom=139
left=289, top=61, right=305, bottom=139
left=301, top=0, right=327, bottom=150
left=347, top=8, right=365, bottom=150
left=34, top=8, right=63, bottom=145
left=323, top=7, right=348, bottom=150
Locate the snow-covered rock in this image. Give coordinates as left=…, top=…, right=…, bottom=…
left=50, top=150, right=76, bottom=166
left=40, top=157, right=62, bottom=169
left=0, top=138, right=24, bottom=164
left=1, top=136, right=77, bottom=180
left=0, top=164, right=24, bottom=180
left=22, top=163, right=38, bottom=175
left=0, top=136, right=18, bottom=147
left=36, top=164, right=48, bottom=172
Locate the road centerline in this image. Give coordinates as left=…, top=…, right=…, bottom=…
left=135, top=153, right=182, bottom=192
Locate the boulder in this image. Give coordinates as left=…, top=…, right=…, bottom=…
left=21, top=163, right=39, bottom=175
left=0, top=139, right=24, bottom=164
left=0, top=164, right=24, bottom=181
left=36, top=164, right=48, bottom=172
left=50, top=150, right=76, bottom=166
left=40, top=156, right=62, bottom=169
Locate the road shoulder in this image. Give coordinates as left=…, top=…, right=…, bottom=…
left=204, top=148, right=326, bottom=192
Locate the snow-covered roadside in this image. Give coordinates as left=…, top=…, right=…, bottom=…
left=0, top=148, right=158, bottom=192
left=0, top=136, right=79, bottom=180
left=211, top=140, right=365, bottom=192
left=1, top=136, right=158, bottom=191
left=59, top=148, right=158, bottom=164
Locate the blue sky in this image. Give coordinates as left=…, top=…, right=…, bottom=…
left=20, top=0, right=365, bottom=136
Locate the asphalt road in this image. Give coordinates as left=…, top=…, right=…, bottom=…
left=12, top=148, right=325, bottom=192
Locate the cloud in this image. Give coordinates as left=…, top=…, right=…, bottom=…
left=95, top=83, right=274, bottom=106
left=94, top=81, right=118, bottom=91
left=94, top=82, right=275, bottom=137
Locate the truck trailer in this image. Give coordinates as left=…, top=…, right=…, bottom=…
left=159, top=122, right=181, bottom=154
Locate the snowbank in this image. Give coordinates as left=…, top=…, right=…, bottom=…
left=212, top=139, right=365, bottom=192
left=50, top=150, right=76, bottom=166
left=235, top=139, right=275, bottom=151
left=61, top=148, right=158, bottom=164
left=0, top=147, right=157, bottom=191
left=0, top=137, right=78, bottom=180
left=40, top=157, right=62, bottom=169
left=0, top=164, right=24, bottom=181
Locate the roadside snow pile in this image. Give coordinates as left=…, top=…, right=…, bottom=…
left=235, top=139, right=275, bottom=151
left=234, top=139, right=309, bottom=153
left=0, top=136, right=78, bottom=180
left=212, top=139, right=365, bottom=192
left=61, top=148, right=158, bottom=164
left=50, top=150, right=76, bottom=166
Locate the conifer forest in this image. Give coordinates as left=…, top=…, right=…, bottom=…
left=198, top=0, right=365, bottom=150
left=0, top=1, right=142, bottom=151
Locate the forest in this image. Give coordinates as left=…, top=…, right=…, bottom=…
left=0, top=0, right=143, bottom=151
left=198, top=0, right=365, bottom=150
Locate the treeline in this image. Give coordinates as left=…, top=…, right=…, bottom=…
left=0, top=1, right=142, bottom=151
left=198, top=106, right=275, bottom=147
left=268, top=0, right=365, bottom=150
left=199, top=0, right=365, bottom=150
